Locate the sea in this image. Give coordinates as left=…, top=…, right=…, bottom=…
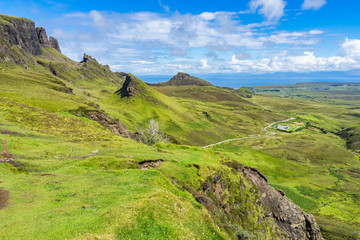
left=138, top=71, right=360, bottom=88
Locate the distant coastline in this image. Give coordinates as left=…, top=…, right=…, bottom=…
left=139, top=72, right=360, bottom=88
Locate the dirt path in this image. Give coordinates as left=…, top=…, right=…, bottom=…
left=202, top=117, right=295, bottom=148
left=1, top=141, right=14, bottom=160
left=0, top=189, right=9, bottom=209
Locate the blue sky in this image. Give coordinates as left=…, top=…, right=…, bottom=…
left=1, top=0, right=360, bottom=80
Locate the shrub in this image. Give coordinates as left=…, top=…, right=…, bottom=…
left=137, top=119, right=168, bottom=146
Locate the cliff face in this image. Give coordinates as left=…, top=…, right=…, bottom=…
left=237, top=163, right=323, bottom=240
left=0, top=15, right=42, bottom=55
left=0, top=14, right=61, bottom=58
left=36, top=27, right=61, bottom=53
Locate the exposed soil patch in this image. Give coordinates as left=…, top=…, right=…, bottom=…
left=1, top=141, right=14, bottom=160
left=138, top=159, right=163, bottom=169
left=40, top=173, right=57, bottom=177
left=0, top=129, right=22, bottom=135
left=0, top=141, right=28, bottom=171
left=0, top=188, right=9, bottom=209
left=1, top=160, right=26, bottom=169
left=77, top=150, right=100, bottom=159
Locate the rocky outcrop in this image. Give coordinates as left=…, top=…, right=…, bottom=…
left=179, top=163, right=285, bottom=239
left=159, top=72, right=213, bottom=86
left=115, top=74, right=139, bottom=97
left=69, top=107, right=138, bottom=140
left=223, top=160, right=323, bottom=240
left=36, top=27, right=61, bottom=52
left=0, top=14, right=61, bottom=58
left=0, top=15, right=42, bottom=55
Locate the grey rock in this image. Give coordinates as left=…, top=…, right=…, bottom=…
left=0, top=15, right=61, bottom=64
left=243, top=166, right=323, bottom=240
left=36, top=27, right=61, bottom=52
left=114, top=74, right=139, bottom=98
left=0, top=17, right=42, bottom=55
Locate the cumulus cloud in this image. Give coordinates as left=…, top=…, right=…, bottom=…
left=52, top=10, right=360, bottom=75
left=302, top=0, right=327, bottom=10
left=230, top=52, right=357, bottom=73
left=229, top=39, right=360, bottom=73
left=200, top=58, right=209, bottom=68
left=249, top=0, right=286, bottom=24
left=341, top=38, right=360, bottom=58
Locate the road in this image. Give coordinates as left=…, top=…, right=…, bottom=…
left=202, top=117, right=295, bottom=148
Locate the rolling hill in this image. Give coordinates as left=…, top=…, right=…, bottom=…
left=2, top=13, right=360, bottom=239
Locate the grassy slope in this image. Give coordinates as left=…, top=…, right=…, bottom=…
left=0, top=19, right=359, bottom=238
left=0, top=75, right=283, bottom=240
left=206, top=94, right=360, bottom=239
left=78, top=78, right=281, bottom=147
left=0, top=49, right=284, bottom=239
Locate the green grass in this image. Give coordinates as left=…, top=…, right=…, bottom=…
left=1, top=40, right=360, bottom=239
left=203, top=90, right=360, bottom=239
left=0, top=66, right=283, bottom=239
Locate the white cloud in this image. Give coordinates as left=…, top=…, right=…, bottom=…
left=249, top=0, right=286, bottom=24
left=302, top=0, right=327, bottom=10
left=199, top=12, right=216, bottom=20
left=89, top=10, right=107, bottom=27
left=230, top=48, right=360, bottom=73
left=261, top=30, right=322, bottom=45
left=132, top=60, right=155, bottom=64
left=341, top=38, right=360, bottom=58
left=308, top=30, right=324, bottom=35
left=158, top=0, right=170, bottom=12
left=200, top=58, right=209, bottom=68
left=53, top=10, right=360, bottom=75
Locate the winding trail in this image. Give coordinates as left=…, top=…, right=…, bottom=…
left=202, top=117, right=295, bottom=148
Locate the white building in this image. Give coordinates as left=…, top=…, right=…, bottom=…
left=275, top=125, right=290, bottom=131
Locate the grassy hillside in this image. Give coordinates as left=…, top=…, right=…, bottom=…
left=0, top=68, right=285, bottom=239
left=206, top=93, right=360, bottom=239
left=1, top=14, right=359, bottom=239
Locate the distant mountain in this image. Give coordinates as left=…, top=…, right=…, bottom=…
left=158, top=72, right=213, bottom=86
left=235, top=86, right=254, bottom=98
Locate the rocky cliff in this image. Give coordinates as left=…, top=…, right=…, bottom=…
left=36, top=27, right=61, bottom=53
left=0, top=14, right=61, bottom=59
left=224, top=160, right=323, bottom=240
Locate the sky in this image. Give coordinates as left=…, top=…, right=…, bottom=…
left=1, top=0, right=360, bottom=84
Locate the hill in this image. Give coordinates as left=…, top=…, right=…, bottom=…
left=5, top=13, right=360, bottom=239
left=157, top=72, right=213, bottom=86
left=235, top=86, right=254, bottom=98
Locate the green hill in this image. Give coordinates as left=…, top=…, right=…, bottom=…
left=158, top=72, right=213, bottom=86
left=3, top=13, right=360, bottom=239
left=235, top=86, right=254, bottom=98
